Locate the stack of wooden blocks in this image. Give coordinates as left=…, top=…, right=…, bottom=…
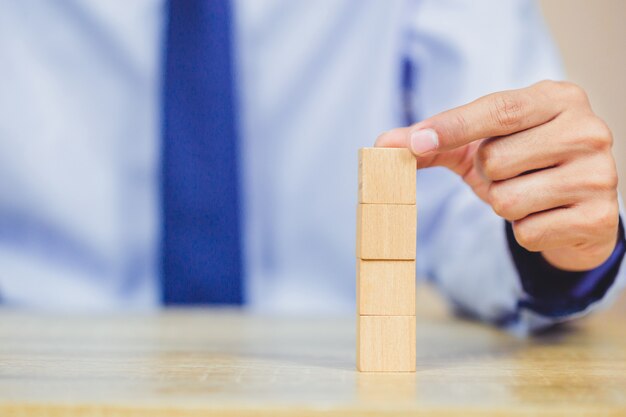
left=356, top=147, right=416, bottom=372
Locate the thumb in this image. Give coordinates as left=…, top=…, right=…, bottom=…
left=375, top=127, right=472, bottom=176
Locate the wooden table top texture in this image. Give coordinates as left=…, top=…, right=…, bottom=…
left=0, top=285, right=625, bottom=417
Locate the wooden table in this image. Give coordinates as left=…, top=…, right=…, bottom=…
left=1, top=286, right=625, bottom=416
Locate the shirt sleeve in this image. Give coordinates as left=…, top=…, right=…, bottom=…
left=506, top=217, right=626, bottom=318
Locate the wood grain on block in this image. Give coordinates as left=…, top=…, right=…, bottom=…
left=358, top=147, right=416, bottom=204
left=357, top=259, right=416, bottom=316
left=357, top=315, right=416, bottom=372
left=356, top=203, right=416, bottom=260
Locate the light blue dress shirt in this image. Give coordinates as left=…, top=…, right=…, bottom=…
left=1, top=0, right=624, bottom=333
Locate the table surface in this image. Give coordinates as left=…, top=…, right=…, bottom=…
left=0, top=285, right=625, bottom=417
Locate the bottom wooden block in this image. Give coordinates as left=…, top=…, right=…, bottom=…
left=357, top=315, right=416, bottom=372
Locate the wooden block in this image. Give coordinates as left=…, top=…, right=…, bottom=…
left=358, top=147, right=416, bottom=204
left=357, top=259, right=415, bottom=316
left=356, top=204, right=416, bottom=260
left=357, top=315, right=416, bottom=372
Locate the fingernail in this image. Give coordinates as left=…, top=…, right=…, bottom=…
left=410, top=128, right=438, bottom=155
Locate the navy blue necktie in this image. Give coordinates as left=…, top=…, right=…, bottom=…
left=161, top=0, right=242, bottom=304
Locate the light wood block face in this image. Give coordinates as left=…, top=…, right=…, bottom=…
left=357, top=315, right=416, bottom=372
left=356, top=203, right=416, bottom=260
left=357, top=260, right=416, bottom=316
left=359, top=147, right=416, bottom=204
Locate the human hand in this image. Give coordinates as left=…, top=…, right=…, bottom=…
left=376, top=80, right=620, bottom=271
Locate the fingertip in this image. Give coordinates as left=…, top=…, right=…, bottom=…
left=373, top=127, right=409, bottom=148
left=373, top=131, right=390, bottom=147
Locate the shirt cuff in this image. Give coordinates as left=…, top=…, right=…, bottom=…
left=505, top=217, right=626, bottom=318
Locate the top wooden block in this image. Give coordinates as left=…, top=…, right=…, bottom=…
left=359, top=147, right=416, bottom=204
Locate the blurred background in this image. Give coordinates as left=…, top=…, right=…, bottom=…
left=540, top=0, right=626, bottom=198
left=0, top=1, right=623, bottom=312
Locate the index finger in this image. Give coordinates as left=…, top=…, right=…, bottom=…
left=408, top=81, right=565, bottom=154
